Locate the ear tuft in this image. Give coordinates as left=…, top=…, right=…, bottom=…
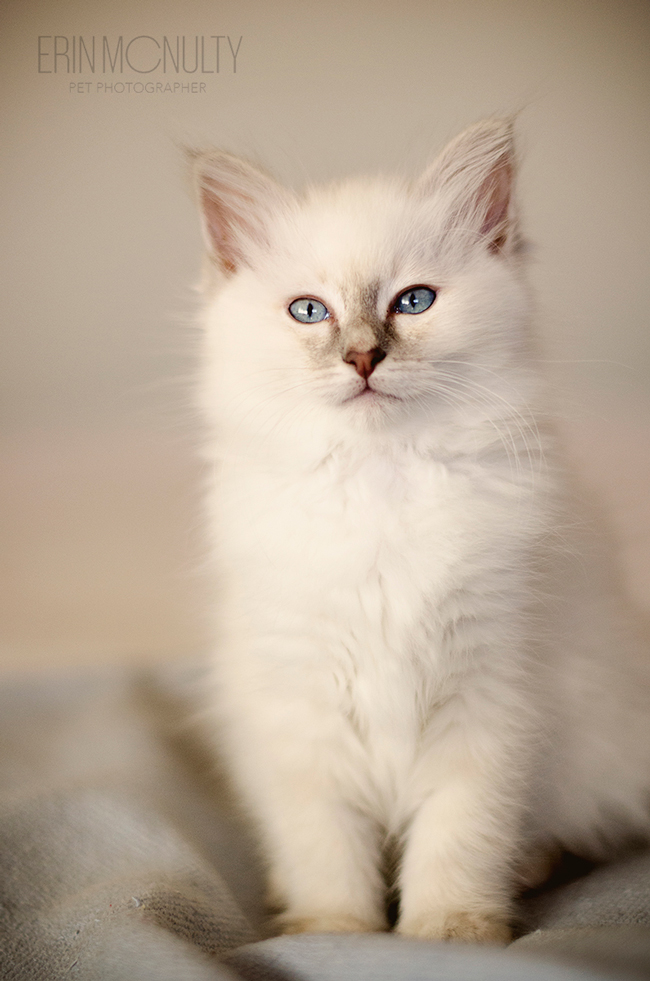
left=191, top=150, right=292, bottom=274
left=417, top=118, right=517, bottom=254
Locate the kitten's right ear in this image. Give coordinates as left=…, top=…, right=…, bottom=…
left=191, top=150, right=293, bottom=274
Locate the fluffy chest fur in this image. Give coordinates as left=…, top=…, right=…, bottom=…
left=211, top=439, right=540, bottom=827
left=216, top=443, right=535, bottom=628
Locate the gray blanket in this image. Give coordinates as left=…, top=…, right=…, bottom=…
left=1, top=662, right=649, bottom=980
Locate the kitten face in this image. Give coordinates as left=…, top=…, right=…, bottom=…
left=196, top=120, right=533, bottom=442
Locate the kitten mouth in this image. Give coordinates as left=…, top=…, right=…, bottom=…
left=344, top=384, right=401, bottom=403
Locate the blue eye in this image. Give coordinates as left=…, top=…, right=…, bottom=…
left=289, top=297, right=329, bottom=324
left=394, top=286, right=436, bottom=314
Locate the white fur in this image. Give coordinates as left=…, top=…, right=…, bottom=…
left=194, top=120, right=650, bottom=942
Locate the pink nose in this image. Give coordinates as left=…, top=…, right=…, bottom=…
left=344, top=348, right=386, bottom=380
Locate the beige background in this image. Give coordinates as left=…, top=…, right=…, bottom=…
left=1, top=0, right=649, bottom=675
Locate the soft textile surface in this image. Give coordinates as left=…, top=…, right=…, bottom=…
left=1, top=662, right=649, bottom=980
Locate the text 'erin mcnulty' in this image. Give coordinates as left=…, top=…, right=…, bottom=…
left=37, top=35, right=243, bottom=75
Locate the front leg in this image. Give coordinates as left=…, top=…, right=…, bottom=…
left=397, top=691, right=529, bottom=944
left=265, top=782, right=387, bottom=936
left=216, top=677, right=387, bottom=935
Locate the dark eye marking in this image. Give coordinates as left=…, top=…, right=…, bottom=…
left=393, top=286, right=437, bottom=315
left=288, top=297, right=330, bottom=324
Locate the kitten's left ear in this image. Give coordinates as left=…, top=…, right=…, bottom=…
left=191, top=150, right=294, bottom=274
left=416, top=118, right=517, bottom=255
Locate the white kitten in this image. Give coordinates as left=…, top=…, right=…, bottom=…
left=193, top=119, right=650, bottom=944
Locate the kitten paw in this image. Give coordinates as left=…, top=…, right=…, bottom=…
left=515, top=845, right=560, bottom=889
left=276, top=913, right=384, bottom=935
left=398, top=909, right=511, bottom=944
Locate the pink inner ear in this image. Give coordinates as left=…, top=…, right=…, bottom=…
left=196, top=152, right=293, bottom=275
left=200, top=182, right=250, bottom=275
left=479, top=160, right=512, bottom=251
left=201, top=180, right=255, bottom=272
